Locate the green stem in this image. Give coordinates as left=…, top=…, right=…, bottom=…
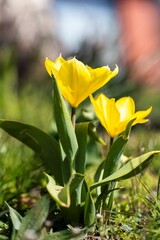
left=109, top=137, right=114, bottom=149
left=107, top=182, right=116, bottom=211
left=71, top=107, right=76, bottom=128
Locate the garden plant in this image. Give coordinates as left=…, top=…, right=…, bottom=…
left=0, top=55, right=160, bottom=239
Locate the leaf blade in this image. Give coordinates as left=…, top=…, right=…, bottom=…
left=53, top=77, right=78, bottom=164
left=0, top=119, right=63, bottom=184
left=16, top=195, right=50, bottom=239
left=91, top=151, right=160, bottom=191
left=45, top=173, right=70, bottom=208
left=6, top=202, right=22, bottom=231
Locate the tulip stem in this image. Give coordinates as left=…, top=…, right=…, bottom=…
left=109, top=137, right=114, bottom=148
left=71, top=107, right=76, bottom=129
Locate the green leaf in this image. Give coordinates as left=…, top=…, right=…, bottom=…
left=157, top=171, right=160, bottom=200
left=84, top=190, right=96, bottom=227
left=47, top=227, right=86, bottom=240
left=88, top=122, right=106, bottom=145
left=61, top=156, right=72, bottom=184
left=61, top=173, right=85, bottom=226
left=45, top=173, right=85, bottom=225
left=75, top=122, right=104, bottom=174
left=94, top=119, right=135, bottom=187
left=16, top=195, right=50, bottom=240
left=69, top=173, right=85, bottom=206
left=0, top=119, right=63, bottom=185
left=47, top=230, right=72, bottom=240
left=94, top=161, right=104, bottom=183
left=45, top=173, right=70, bottom=208
left=45, top=226, right=87, bottom=240
left=94, top=160, right=104, bottom=196
left=102, top=118, right=135, bottom=180
left=52, top=77, right=78, bottom=164
left=75, top=122, right=89, bottom=174
left=6, top=202, right=22, bottom=230
left=0, top=235, right=9, bottom=239
left=96, top=119, right=136, bottom=206
left=90, top=151, right=160, bottom=191
left=102, top=135, right=128, bottom=180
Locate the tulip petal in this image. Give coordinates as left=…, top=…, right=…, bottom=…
left=90, top=94, right=120, bottom=138
left=116, top=97, right=135, bottom=121
left=90, top=93, right=152, bottom=138
left=133, top=107, right=152, bottom=125
left=89, top=65, right=119, bottom=94
left=55, top=58, right=92, bottom=107
left=45, top=58, right=57, bottom=77
left=45, top=56, right=118, bottom=107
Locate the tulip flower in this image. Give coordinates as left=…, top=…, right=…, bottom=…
left=45, top=56, right=118, bottom=108
left=90, top=94, right=152, bottom=138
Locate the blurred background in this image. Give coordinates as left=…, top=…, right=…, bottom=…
left=0, top=0, right=160, bottom=124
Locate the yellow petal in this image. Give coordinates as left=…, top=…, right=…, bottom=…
left=89, top=65, right=119, bottom=94
left=133, top=107, right=152, bottom=125
left=45, top=56, right=65, bottom=77
left=116, top=97, right=135, bottom=121
left=104, top=98, right=121, bottom=137
left=45, top=58, right=57, bottom=77
left=57, top=58, right=92, bottom=107
left=54, top=55, right=66, bottom=67
left=90, top=94, right=120, bottom=138
left=91, top=93, right=152, bottom=138
left=45, top=56, right=118, bottom=107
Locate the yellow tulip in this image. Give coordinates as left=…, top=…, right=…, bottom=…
left=90, top=94, right=152, bottom=138
left=45, top=56, right=118, bottom=108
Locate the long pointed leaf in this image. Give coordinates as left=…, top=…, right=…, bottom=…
left=88, top=122, right=106, bottom=145
left=45, top=173, right=70, bottom=208
left=90, top=151, right=160, bottom=191
left=84, top=190, right=96, bottom=227
left=16, top=195, right=49, bottom=239
left=0, top=119, right=63, bottom=185
left=61, top=173, right=85, bottom=226
left=102, top=135, right=128, bottom=179
left=75, top=122, right=104, bottom=174
left=69, top=173, right=85, bottom=206
left=75, top=122, right=89, bottom=174
left=6, top=202, right=22, bottom=230
left=52, top=77, right=78, bottom=164
left=102, top=118, right=135, bottom=180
